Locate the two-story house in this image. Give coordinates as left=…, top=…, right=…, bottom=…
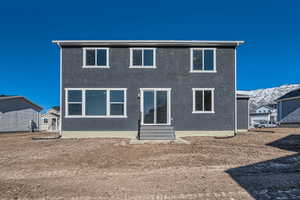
left=53, top=40, right=245, bottom=139
left=249, top=104, right=277, bottom=127
left=40, top=106, right=60, bottom=132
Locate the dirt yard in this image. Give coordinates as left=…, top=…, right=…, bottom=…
left=1, top=128, right=300, bottom=200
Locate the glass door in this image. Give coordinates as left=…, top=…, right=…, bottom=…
left=141, top=89, right=170, bottom=125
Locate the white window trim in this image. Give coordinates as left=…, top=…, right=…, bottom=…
left=65, top=88, right=127, bottom=118
left=129, top=48, right=157, bottom=68
left=65, top=89, right=83, bottom=117
left=192, top=88, right=215, bottom=113
left=190, top=48, right=217, bottom=73
left=82, top=48, right=110, bottom=68
left=140, top=88, right=171, bottom=126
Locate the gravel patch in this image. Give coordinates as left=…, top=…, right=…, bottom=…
left=1, top=128, right=300, bottom=199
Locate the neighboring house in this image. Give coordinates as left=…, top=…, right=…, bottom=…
left=249, top=113, right=271, bottom=127
left=0, top=95, right=42, bottom=132
left=53, top=40, right=245, bottom=139
left=237, top=92, right=250, bottom=132
left=276, top=88, right=300, bottom=127
left=40, top=106, right=60, bottom=132
left=256, top=105, right=277, bottom=122
left=249, top=105, right=277, bottom=127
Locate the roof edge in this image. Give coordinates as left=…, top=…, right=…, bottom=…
left=0, top=96, right=43, bottom=111
left=276, top=96, right=300, bottom=102
left=250, top=112, right=271, bottom=116
left=19, top=97, right=43, bottom=111
left=52, top=40, right=245, bottom=47
left=256, top=105, right=276, bottom=110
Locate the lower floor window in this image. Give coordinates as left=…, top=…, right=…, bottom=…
left=110, top=90, right=125, bottom=115
left=67, top=90, right=83, bottom=115
left=86, top=90, right=107, bottom=115
left=192, top=88, right=214, bottom=113
left=66, top=88, right=215, bottom=117
left=66, top=88, right=127, bottom=117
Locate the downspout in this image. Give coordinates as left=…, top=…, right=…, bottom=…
left=58, top=42, right=62, bottom=138
left=234, top=47, right=238, bottom=136
left=137, top=92, right=141, bottom=140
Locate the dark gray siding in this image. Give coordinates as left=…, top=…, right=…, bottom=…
left=61, top=47, right=235, bottom=132
left=278, top=98, right=300, bottom=121
left=0, top=99, right=40, bottom=132
left=237, top=98, right=249, bottom=130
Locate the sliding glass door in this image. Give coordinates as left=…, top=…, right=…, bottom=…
left=141, top=89, right=171, bottom=125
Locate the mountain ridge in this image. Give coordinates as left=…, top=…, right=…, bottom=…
left=240, top=84, right=300, bottom=112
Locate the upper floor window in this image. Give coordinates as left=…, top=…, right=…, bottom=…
left=190, top=48, right=216, bottom=72
left=192, top=88, right=214, bottom=113
left=83, top=48, right=109, bottom=68
left=129, top=48, right=156, bottom=68
left=66, top=88, right=127, bottom=118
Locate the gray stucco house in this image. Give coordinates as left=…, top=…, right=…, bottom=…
left=53, top=40, right=246, bottom=139
left=276, top=88, right=300, bottom=127
left=0, top=95, right=42, bottom=132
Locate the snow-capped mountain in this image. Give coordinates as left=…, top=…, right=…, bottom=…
left=239, top=84, right=300, bottom=112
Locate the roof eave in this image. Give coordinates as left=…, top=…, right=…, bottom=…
left=21, top=97, right=43, bottom=111
left=276, top=96, right=300, bottom=102
left=52, top=40, right=245, bottom=47
left=0, top=96, right=43, bottom=111
left=236, top=94, right=251, bottom=99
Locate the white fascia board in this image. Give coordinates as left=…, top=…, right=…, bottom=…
left=52, top=40, right=245, bottom=47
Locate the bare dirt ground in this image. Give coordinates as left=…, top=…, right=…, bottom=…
left=1, top=128, right=300, bottom=200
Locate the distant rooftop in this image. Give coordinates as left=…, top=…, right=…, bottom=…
left=250, top=112, right=270, bottom=116
left=236, top=91, right=251, bottom=99
left=0, top=95, right=23, bottom=100
left=52, top=40, right=245, bottom=47
left=257, top=104, right=276, bottom=110
left=237, top=94, right=250, bottom=99
left=276, top=88, right=300, bottom=101
left=0, top=95, right=43, bottom=111
left=51, top=106, right=60, bottom=111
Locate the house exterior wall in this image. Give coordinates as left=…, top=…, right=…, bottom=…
left=0, top=99, right=40, bottom=132
left=249, top=114, right=270, bottom=127
left=277, top=98, right=300, bottom=122
left=270, top=111, right=277, bottom=122
left=237, top=98, right=249, bottom=130
left=61, top=46, right=236, bottom=134
left=256, top=106, right=277, bottom=122
left=40, top=115, right=48, bottom=131
left=40, top=113, right=60, bottom=132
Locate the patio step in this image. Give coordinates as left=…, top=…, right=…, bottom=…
left=139, top=125, right=176, bottom=140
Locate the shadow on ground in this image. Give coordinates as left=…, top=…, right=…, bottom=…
left=226, top=134, right=300, bottom=200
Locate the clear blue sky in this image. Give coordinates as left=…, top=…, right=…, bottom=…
left=0, top=0, right=299, bottom=110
